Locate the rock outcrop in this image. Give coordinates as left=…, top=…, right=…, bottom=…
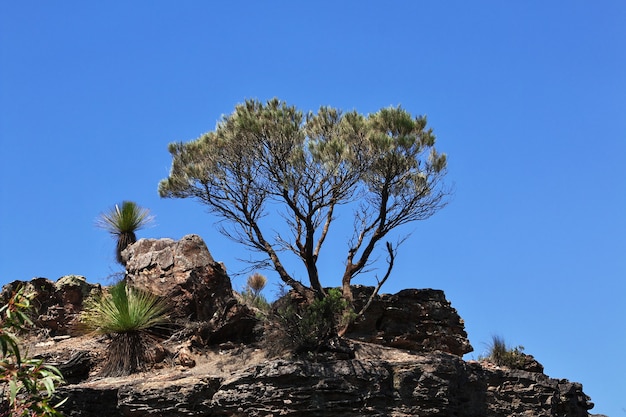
left=3, top=234, right=599, bottom=416
left=0, top=275, right=100, bottom=335
left=55, top=349, right=594, bottom=417
left=122, top=234, right=235, bottom=322
left=347, top=286, right=472, bottom=356
left=122, top=235, right=258, bottom=344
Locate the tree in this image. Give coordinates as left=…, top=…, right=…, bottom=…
left=158, top=98, right=448, bottom=327
left=96, top=201, right=154, bottom=265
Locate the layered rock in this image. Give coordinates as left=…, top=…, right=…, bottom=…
left=0, top=275, right=100, bottom=335
left=55, top=350, right=595, bottom=417
left=347, top=286, right=472, bottom=356
left=3, top=234, right=600, bottom=416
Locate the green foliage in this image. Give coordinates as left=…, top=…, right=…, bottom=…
left=275, top=289, right=350, bottom=354
left=485, top=335, right=527, bottom=369
left=96, top=201, right=154, bottom=265
left=81, top=281, right=170, bottom=376
left=0, top=287, right=65, bottom=416
left=240, top=289, right=270, bottom=314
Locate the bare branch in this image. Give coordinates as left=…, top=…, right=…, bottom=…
left=356, top=242, right=395, bottom=319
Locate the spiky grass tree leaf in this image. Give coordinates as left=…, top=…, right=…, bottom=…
left=82, top=282, right=170, bottom=334
left=81, top=282, right=170, bottom=376
left=96, top=201, right=154, bottom=264
left=96, top=201, right=154, bottom=235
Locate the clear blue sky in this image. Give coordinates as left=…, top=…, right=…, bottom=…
left=1, top=2, right=624, bottom=415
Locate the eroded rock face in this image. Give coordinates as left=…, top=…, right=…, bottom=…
left=56, top=352, right=595, bottom=417
left=122, top=234, right=235, bottom=321
left=0, top=275, right=100, bottom=335
left=347, top=286, right=473, bottom=356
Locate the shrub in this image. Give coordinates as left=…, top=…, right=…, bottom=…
left=239, top=273, right=270, bottom=313
left=485, top=335, right=528, bottom=369
left=81, top=281, right=170, bottom=376
left=0, top=287, right=65, bottom=416
left=273, top=288, right=349, bottom=354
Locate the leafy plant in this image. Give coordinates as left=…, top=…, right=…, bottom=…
left=81, top=281, right=170, bottom=376
left=96, top=201, right=154, bottom=265
left=0, top=287, right=65, bottom=416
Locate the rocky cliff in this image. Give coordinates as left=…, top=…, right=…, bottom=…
left=1, top=235, right=600, bottom=416
left=53, top=348, right=594, bottom=417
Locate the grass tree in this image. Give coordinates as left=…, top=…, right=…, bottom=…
left=81, top=281, right=169, bottom=377
left=246, top=272, right=267, bottom=302
left=240, top=272, right=269, bottom=311
left=96, top=201, right=154, bottom=265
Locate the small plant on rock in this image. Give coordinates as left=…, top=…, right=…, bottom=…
left=240, top=273, right=270, bottom=312
left=485, top=335, right=527, bottom=369
left=96, top=201, right=154, bottom=265
left=81, top=281, right=170, bottom=377
left=0, top=287, right=65, bottom=416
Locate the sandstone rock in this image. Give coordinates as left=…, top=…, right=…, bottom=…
left=122, top=234, right=235, bottom=321
left=3, top=264, right=597, bottom=416
left=516, top=352, right=544, bottom=373
left=123, top=235, right=260, bottom=347
left=174, top=345, right=196, bottom=368
left=55, top=350, right=595, bottom=417
left=52, top=351, right=92, bottom=384
left=1, top=277, right=58, bottom=316
left=54, top=275, right=98, bottom=312
left=347, top=286, right=473, bottom=356
left=0, top=276, right=100, bottom=335
left=207, top=302, right=259, bottom=345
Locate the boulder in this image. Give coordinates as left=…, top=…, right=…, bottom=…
left=55, top=275, right=99, bottom=313
left=122, top=234, right=235, bottom=321
left=347, top=286, right=473, bottom=356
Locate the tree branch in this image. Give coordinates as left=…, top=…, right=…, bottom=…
left=338, top=241, right=395, bottom=336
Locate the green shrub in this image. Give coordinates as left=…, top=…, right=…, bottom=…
left=485, top=335, right=527, bottom=369
left=274, top=288, right=349, bottom=354
left=0, top=287, right=65, bottom=416
left=240, top=289, right=270, bottom=313
left=81, top=281, right=170, bottom=376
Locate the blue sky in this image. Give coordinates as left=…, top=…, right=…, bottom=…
left=1, top=2, right=624, bottom=415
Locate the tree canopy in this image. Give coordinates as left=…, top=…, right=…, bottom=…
left=159, top=98, right=448, bottom=310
